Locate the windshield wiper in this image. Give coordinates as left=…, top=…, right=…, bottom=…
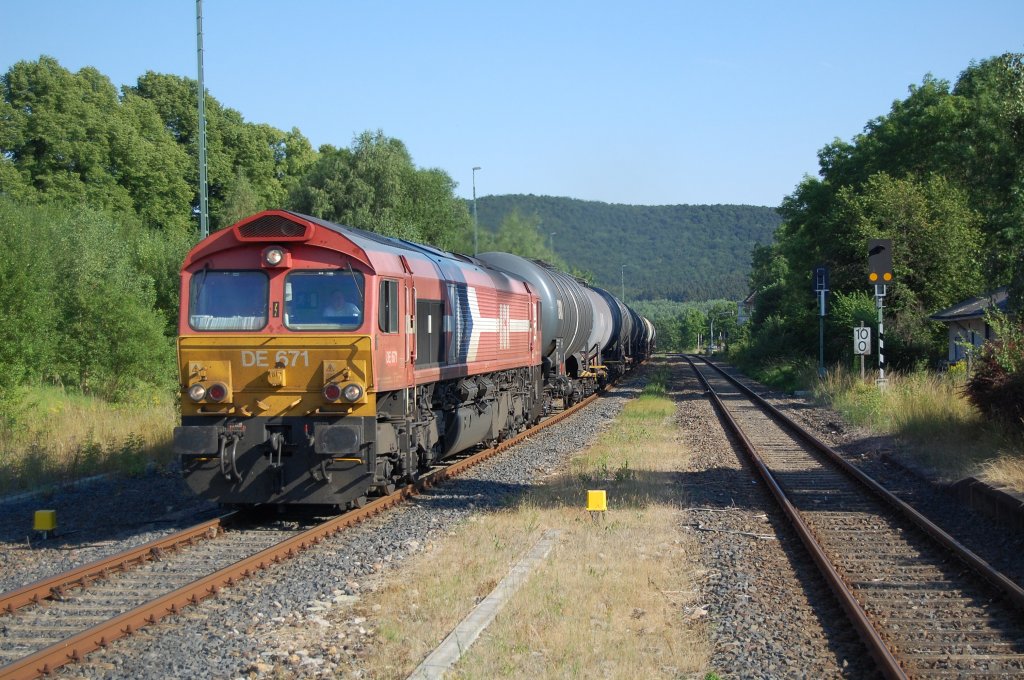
left=344, top=263, right=365, bottom=306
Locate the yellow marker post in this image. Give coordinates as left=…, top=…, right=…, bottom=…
left=587, top=490, right=607, bottom=521
left=34, top=509, right=56, bottom=539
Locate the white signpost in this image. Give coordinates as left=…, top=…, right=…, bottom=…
left=854, top=325, right=871, bottom=380
left=854, top=326, right=871, bottom=354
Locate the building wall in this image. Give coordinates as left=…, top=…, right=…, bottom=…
left=947, top=318, right=992, bottom=362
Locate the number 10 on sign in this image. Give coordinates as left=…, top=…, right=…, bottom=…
left=854, top=327, right=871, bottom=355
left=854, top=326, right=871, bottom=380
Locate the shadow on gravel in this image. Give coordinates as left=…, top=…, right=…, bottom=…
left=407, top=478, right=533, bottom=513
left=0, top=472, right=218, bottom=549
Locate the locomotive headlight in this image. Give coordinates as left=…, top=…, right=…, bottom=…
left=206, top=382, right=229, bottom=403
left=262, top=246, right=291, bottom=268
left=187, top=384, right=207, bottom=402
left=342, top=383, right=364, bottom=402
left=322, top=383, right=343, bottom=402
left=264, top=247, right=284, bottom=266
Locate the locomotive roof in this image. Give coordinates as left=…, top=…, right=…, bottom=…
left=183, top=210, right=482, bottom=274
left=286, top=211, right=479, bottom=268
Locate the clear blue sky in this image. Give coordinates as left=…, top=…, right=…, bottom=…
left=2, top=1, right=1022, bottom=207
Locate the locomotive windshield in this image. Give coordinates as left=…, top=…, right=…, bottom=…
left=189, top=270, right=268, bottom=331
left=284, top=270, right=364, bottom=330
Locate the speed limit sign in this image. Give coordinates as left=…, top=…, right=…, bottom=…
left=854, top=327, right=871, bottom=355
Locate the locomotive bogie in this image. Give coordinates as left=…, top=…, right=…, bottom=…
left=177, top=413, right=377, bottom=507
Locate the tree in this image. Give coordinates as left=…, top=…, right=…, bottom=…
left=129, top=71, right=313, bottom=231
left=47, top=209, right=175, bottom=397
left=480, top=209, right=563, bottom=265
left=748, top=55, right=1023, bottom=369
left=953, top=54, right=1024, bottom=304
left=220, top=169, right=262, bottom=227
left=1, top=58, right=193, bottom=232
left=0, top=199, right=59, bottom=390
left=1, top=57, right=132, bottom=213
left=289, top=131, right=471, bottom=250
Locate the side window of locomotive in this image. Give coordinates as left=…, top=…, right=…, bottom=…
left=189, top=270, right=268, bottom=331
left=284, top=270, right=364, bottom=330
left=379, top=279, right=399, bottom=333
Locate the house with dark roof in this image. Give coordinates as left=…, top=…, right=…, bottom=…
left=929, top=287, right=1009, bottom=363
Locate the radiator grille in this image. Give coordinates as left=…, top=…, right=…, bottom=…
left=237, top=214, right=308, bottom=240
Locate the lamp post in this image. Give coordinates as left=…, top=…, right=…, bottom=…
left=548, top=231, right=557, bottom=255
left=620, top=264, right=629, bottom=301
left=472, top=166, right=481, bottom=256
left=196, top=0, right=209, bottom=239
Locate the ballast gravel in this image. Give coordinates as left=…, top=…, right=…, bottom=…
left=0, top=471, right=219, bottom=595
left=672, top=362, right=876, bottom=678
left=6, top=358, right=1024, bottom=679
left=690, top=359, right=1024, bottom=677
left=0, top=376, right=644, bottom=679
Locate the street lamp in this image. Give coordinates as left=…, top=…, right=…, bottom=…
left=472, top=166, right=481, bottom=256
left=620, top=264, right=629, bottom=301
left=548, top=231, right=557, bottom=255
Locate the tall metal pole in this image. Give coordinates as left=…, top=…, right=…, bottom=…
left=549, top=231, right=557, bottom=255
left=472, top=166, right=481, bottom=255
left=876, top=284, right=887, bottom=387
left=620, top=264, right=628, bottom=301
left=196, top=0, right=209, bottom=239
left=818, top=289, right=826, bottom=378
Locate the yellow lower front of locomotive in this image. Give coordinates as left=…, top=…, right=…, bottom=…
left=173, top=335, right=380, bottom=507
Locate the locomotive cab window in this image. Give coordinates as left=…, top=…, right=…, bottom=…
left=189, top=270, right=268, bottom=331
left=379, top=279, right=399, bottom=333
left=284, top=270, right=364, bottom=330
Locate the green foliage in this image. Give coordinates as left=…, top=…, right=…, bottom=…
left=0, top=200, right=59, bottom=385
left=0, top=199, right=175, bottom=403
left=1, top=57, right=194, bottom=233
left=628, top=299, right=741, bottom=353
left=0, top=57, right=480, bottom=424
left=51, top=210, right=176, bottom=397
left=475, top=195, right=781, bottom=302
left=128, top=71, right=313, bottom=231
left=288, top=130, right=472, bottom=250
left=478, top=208, right=565, bottom=266
left=827, top=290, right=876, bottom=364
left=965, top=312, right=1024, bottom=430
left=747, top=52, right=1023, bottom=371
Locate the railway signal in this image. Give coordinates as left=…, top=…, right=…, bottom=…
left=867, top=239, right=893, bottom=284
left=867, top=240, right=892, bottom=388
left=814, top=266, right=829, bottom=378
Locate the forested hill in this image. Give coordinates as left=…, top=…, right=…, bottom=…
left=474, top=195, right=781, bottom=302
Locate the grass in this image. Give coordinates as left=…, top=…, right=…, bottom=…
left=980, top=455, right=1024, bottom=491
left=812, top=365, right=1022, bottom=484
left=748, top=358, right=819, bottom=394
left=0, top=385, right=177, bottom=495
left=346, top=364, right=710, bottom=678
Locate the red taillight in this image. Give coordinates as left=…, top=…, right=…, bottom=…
left=206, top=382, right=229, bottom=402
left=322, top=383, right=342, bottom=402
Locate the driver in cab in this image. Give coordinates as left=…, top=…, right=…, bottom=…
left=323, top=289, right=360, bottom=323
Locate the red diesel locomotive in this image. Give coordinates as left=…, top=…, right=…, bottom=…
left=173, top=210, right=653, bottom=508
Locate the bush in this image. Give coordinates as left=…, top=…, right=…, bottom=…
left=965, top=312, right=1024, bottom=429
left=0, top=199, right=178, bottom=400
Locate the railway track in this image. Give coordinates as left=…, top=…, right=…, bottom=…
left=687, top=355, right=1024, bottom=678
left=0, top=391, right=601, bottom=680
